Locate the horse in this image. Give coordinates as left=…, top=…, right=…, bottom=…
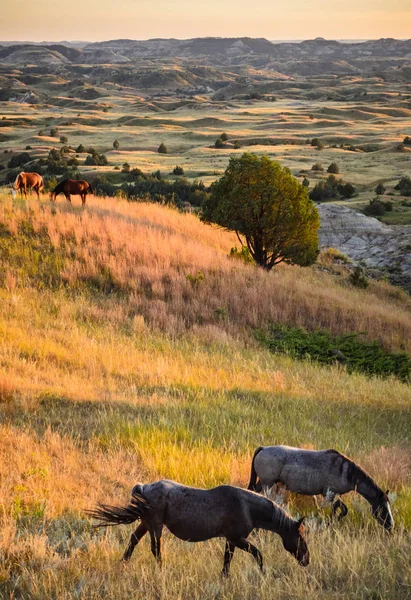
left=87, top=479, right=310, bottom=576
left=50, top=179, right=93, bottom=205
left=248, top=445, right=394, bottom=530
left=13, top=172, right=44, bottom=199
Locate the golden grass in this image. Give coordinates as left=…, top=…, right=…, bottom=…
left=0, top=194, right=410, bottom=599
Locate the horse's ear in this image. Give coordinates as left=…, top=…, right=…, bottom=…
left=386, top=489, right=390, bottom=496
left=298, top=517, right=305, bottom=527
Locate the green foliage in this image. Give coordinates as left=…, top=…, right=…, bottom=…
left=327, top=162, right=339, bottom=174
left=364, top=198, right=393, bottom=217
left=173, top=166, right=184, bottom=176
left=395, top=176, right=411, bottom=196
left=76, top=144, right=86, bottom=153
left=309, top=176, right=356, bottom=202
left=113, top=139, right=120, bottom=150
left=122, top=162, right=130, bottom=174
left=214, top=137, right=224, bottom=149
left=349, top=266, right=369, bottom=289
left=311, top=138, right=324, bottom=150
left=186, top=271, right=204, bottom=287
left=84, top=151, right=108, bottom=166
left=60, top=136, right=68, bottom=144
left=7, top=152, right=31, bottom=169
left=258, top=324, right=411, bottom=382
left=233, top=140, right=241, bottom=149
left=201, top=153, right=319, bottom=270
left=50, top=128, right=58, bottom=137
left=158, top=143, right=168, bottom=154
left=229, top=245, right=254, bottom=264
left=220, top=133, right=229, bottom=142
left=375, top=182, right=386, bottom=196
left=323, top=247, right=350, bottom=263
left=302, top=177, right=310, bottom=187
left=403, top=136, right=411, bottom=146
left=311, top=163, right=323, bottom=172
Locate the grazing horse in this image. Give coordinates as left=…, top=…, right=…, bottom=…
left=248, top=445, right=394, bottom=530
left=13, top=172, right=44, bottom=199
left=50, top=179, right=93, bottom=205
left=87, top=479, right=310, bottom=576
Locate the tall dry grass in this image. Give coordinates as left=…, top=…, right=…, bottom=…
left=0, top=193, right=410, bottom=599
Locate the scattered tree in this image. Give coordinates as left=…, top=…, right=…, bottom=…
left=220, top=133, right=229, bottom=141
left=375, top=182, right=386, bottom=196
left=395, top=176, right=411, bottom=196
left=233, top=140, right=241, bottom=149
left=7, top=152, right=31, bottom=169
left=173, top=165, right=184, bottom=176
left=311, top=138, right=324, bottom=150
left=60, top=136, right=68, bottom=144
left=122, top=162, right=131, bottom=173
left=311, top=163, right=323, bottom=172
left=201, top=153, right=319, bottom=271
left=364, top=197, right=393, bottom=217
left=327, top=162, right=339, bottom=174
left=215, top=137, right=224, bottom=149
left=302, top=177, right=310, bottom=187
left=50, top=128, right=58, bottom=137
left=76, top=144, right=86, bottom=153
left=113, top=139, right=120, bottom=150
left=158, top=143, right=168, bottom=154
left=403, top=136, right=411, bottom=146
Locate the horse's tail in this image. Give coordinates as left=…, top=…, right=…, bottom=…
left=87, top=182, right=93, bottom=194
left=248, top=446, right=264, bottom=491
left=86, top=491, right=151, bottom=528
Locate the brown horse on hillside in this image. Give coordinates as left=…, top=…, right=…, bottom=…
left=50, top=179, right=93, bottom=206
left=13, top=172, right=44, bottom=199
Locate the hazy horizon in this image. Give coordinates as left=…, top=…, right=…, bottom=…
left=2, top=0, right=410, bottom=43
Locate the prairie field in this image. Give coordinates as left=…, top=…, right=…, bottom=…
left=0, top=193, right=410, bottom=599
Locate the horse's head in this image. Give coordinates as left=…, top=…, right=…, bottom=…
left=281, top=517, right=310, bottom=567
left=372, top=490, right=394, bottom=531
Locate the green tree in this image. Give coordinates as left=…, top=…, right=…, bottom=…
left=375, top=182, right=386, bottom=196
left=60, top=135, right=68, bottom=144
left=220, top=132, right=229, bottom=141
left=327, top=162, right=339, bottom=174
left=201, top=153, right=319, bottom=271
left=50, top=128, right=58, bottom=137
left=311, top=138, right=324, bottom=150
left=113, top=139, right=120, bottom=150
left=302, top=177, right=310, bottom=187
left=122, top=162, right=131, bottom=173
left=173, top=165, right=184, bottom=176
left=76, top=144, right=86, bottom=153
left=215, top=137, right=224, bottom=149
left=158, top=143, right=168, bottom=154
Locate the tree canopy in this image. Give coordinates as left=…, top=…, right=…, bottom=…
left=201, top=153, right=319, bottom=270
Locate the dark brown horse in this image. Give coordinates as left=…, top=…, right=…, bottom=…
left=13, top=172, right=44, bottom=199
left=50, top=179, right=93, bottom=205
left=87, top=479, right=309, bottom=577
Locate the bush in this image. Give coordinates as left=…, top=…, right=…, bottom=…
left=60, top=136, right=68, bottom=144
left=76, top=144, right=86, bottom=153
left=302, top=177, right=310, bottom=188
left=50, top=128, right=58, bottom=137
left=215, top=138, right=224, bottom=149
left=395, top=176, right=411, bottom=196
left=158, top=143, right=168, bottom=154
left=258, top=324, right=411, bottom=381
left=375, top=182, right=386, bottom=196
left=233, top=140, right=241, bottom=149
left=364, top=198, right=393, bottom=217
left=113, top=139, right=120, bottom=150
left=122, top=162, right=131, bottom=174
left=403, top=136, right=411, bottom=146
left=7, top=152, right=31, bottom=169
left=311, top=163, right=323, bottom=172
left=25, top=145, right=32, bottom=150
left=327, top=162, right=339, bottom=174
left=172, top=166, right=184, bottom=176
left=349, top=266, right=369, bottom=289
left=229, top=245, right=254, bottom=264
left=337, top=182, right=356, bottom=199
left=311, top=138, right=324, bottom=150
left=85, top=152, right=108, bottom=166
left=220, top=133, right=229, bottom=141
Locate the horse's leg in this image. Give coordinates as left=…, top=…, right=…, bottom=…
left=122, top=522, right=148, bottom=562
left=149, top=524, right=163, bottom=565
left=222, top=541, right=235, bottom=577
left=65, top=193, right=71, bottom=203
left=332, top=498, right=348, bottom=521
left=230, top=538, right=263, bottom=572
left=81, top=193, right=86, bottom=206
left=34, top=185, right=40, bottom=200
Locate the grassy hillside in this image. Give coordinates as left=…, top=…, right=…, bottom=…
left=0, top=194, right=410, bottom=599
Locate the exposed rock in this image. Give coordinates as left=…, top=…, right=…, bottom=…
left=319, top=204, right=411, bottom=291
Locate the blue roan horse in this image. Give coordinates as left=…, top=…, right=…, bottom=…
left=87, top=479, right=310, bottom=576
left=248, top=445, right=394, bottom=530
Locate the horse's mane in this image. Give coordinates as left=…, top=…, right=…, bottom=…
left=271, top=499, right=296, bottom=531
left=14, top=172, right=24, bottom=187
left=326, top=449, right=383, bottom=496
left=53, top=179, right=68, bottom=194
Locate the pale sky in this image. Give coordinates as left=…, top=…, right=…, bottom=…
left=1, top=0, right=410, bottom=42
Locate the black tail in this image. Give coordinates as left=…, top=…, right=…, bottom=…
left=248, top=446, right=264, bottom=491
left=88, top=182, right=94, bottom=194
left=86, top=493, right=151, bottom=528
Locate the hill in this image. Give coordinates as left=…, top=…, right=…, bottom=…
left=0, top=194, right=410, bottom=599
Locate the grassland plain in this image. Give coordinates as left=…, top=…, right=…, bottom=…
left=0, top=194, right=411, bottom=599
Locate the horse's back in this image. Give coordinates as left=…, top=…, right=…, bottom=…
left=254, top=446, right=347, bottom=495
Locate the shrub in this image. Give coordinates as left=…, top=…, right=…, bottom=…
left=311, top=138, right=324, bottom=150
left=403, top=136, right=411, bottom=146
left=302, top=177, right=310, bottom=187
left=349, top=266, right=369, bottom=289
left=229, top=245, right=254, bottom=264
left=375, top=182, right=386, bottom=196
left=50, top=128, right=58, bottom=137
left=311, top=163, right=323, bottom=172
left=364, top=198, right=393, bottom=216
left=395, top=176, right=411, bottom=196
left=233, top=140, right=241, bottom=149
left=76, top=144, right=86, bottom=153
left=258, top=324, right=411, bottom=381
left=327, top=162, right=339, bottom=174
left=337, top=182, right=356, bottom=199
left=122, top=162, right=131, bottom=174
left=173, top=166, right=184, bottom=176
left=60, top=136, right=68, bottom=144
left=214, top=138, right=224, bottom=149
left=7, top=152, right=31, bottom=169
left=85, top=152, right=108, bottom=166
left=25, top=145, right=32, bottom=150
left=113, top=139, right=120, bottom=150
left=158, top=143, right=168, bottom=154
left=220, top=133, right=229, bottom=141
